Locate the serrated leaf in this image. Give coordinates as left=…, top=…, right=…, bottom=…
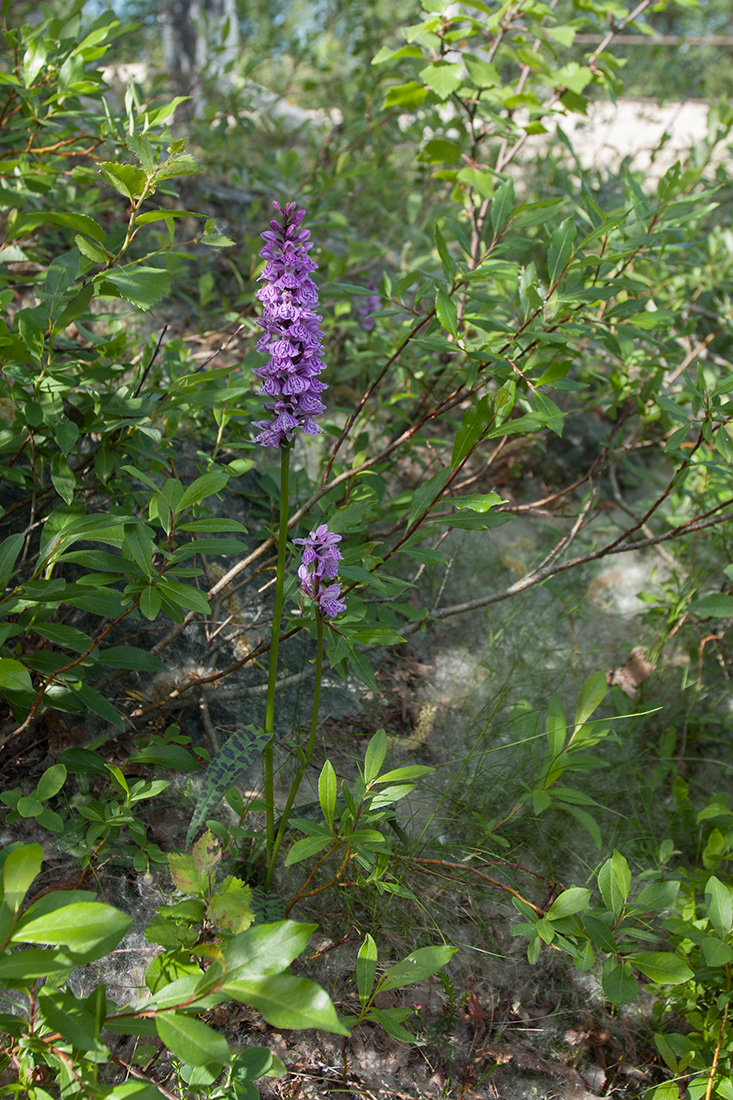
left=421, top=61, right=463, bottom=99
left=168, top=852, right=208, bottom=895
left=383, top=81, right=428, bottom=109
left=75, top=233, right=107, bottom=263
left=100, top=162, right=148, bottom=201
left=101, top=267, right=172, bottom=311
left=207, top=880, right=253, bottom=934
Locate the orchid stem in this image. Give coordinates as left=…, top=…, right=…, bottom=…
left=265, top=610, right=323, bottom=889
left=264, top=444, right=291, bottom=862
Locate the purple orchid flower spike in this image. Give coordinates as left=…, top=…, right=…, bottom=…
left=253, top=201, right=328, bottom=447
left=294, top=524, right=347, bottom=618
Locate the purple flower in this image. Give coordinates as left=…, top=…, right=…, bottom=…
left=294, top=524, right=347, bottom=618
left=252, top=201, right=327, bottom=447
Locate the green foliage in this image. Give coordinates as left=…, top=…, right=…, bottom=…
left=1, top=0, right=733, bottom=1095
left=0, top=842, right=343, bottom=1097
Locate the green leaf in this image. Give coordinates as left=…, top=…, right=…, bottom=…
left=421, top=61, right=464, bottom=99
left=38, top=987, right=105, bottom=1052
left=50, top=453, right=75, bottom=505
left=575, top=671, right=606, bottom=727
left=451, top=395, right=493, bottom=468
left=155, top=1012, right=229, bottom=1068
left=435, top=288, right=458, bottom=337
left=379, top=945, right=457, bottom=992
left=406, top=467, right=452, bottom=530
left=101, top=267, right=172, bottom=311
left=158, top=579, right=211, bottom=614
left=318, top=761, right=337, bottom=830
left=689, top=594, right=733, bottom=619
left=434, top=222, right=455, bottom=278
left=34, top=623, right=92, bottom=653
left=0, top=533, right=24, bottom=587
left=457, top=167, right=493, bottom=199
left=374, top=765, right=433, bottom=784
left=364, top=729, right=387, bottom=785
left=0, top=658, right=32, bottom=693
left=225, top=974, right=349, bottom=1035
left=598, top=850, right=630, bottom=919
left=635, top=881, right=680, bottom=910
left=2, top=844, right=43, bottom=912
left=601, top=957, right=638, bottom=1005
left=464, top=53, right=500, bottom=87
left=0, top=946, right=78, bottom=981
left=36, top=764, right=66, bottom=802
left=582, top=914, right=616, bottom=954
left=208, top=879, right=253, bottom=934
left=219, top=921, right=316, bottom=983
left=10, top=211, right=106, bottom=244
left=168, top=852, right=208, bottom=896
left=177, top=470, right=230, bottom=511
left=99, top=646, right=166, bottom=671
left=100, top=162, right=148, bottom=201
left=372, top=44, right=423, bottom=64
left=383, top=81, right=427, bottom=109
left=367, top=1005, right=416, bottom=1042
left=75, top=233, right=108, bottom=263
left=139, top=586, right=162, bottom=620
left=546, top=887, right=590, bottom=920
left=705, top=876, right=733, bottom=938
left=545, top=217, right=572, bottom=288
left=356, top=933, right=378, bottom=1007
left=72, top=682, right=125, bottom=730
left=284, top=835, right=332, bottom=866
left=629, top=952, right=694, bottom=985
left=12, top=902, right=132, bottom=957
left=490, top=178, right=515, bottom=236
left=546, top=694, right=566, bottom=757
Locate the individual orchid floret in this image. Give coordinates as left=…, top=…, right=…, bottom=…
left=252, top=201, right=327, bottom=447
left=294, top=524, right=347, bottom=618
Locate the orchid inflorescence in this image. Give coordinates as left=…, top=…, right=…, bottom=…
left=294, top=524, right=347, bottom=618
left=253, top=201, right=327, bottom=447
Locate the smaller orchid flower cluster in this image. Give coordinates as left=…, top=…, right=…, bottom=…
left=294, top=524, right=347, bottom=618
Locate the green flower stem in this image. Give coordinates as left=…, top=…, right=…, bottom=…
left=264, top=444, right=291, bottom=860
left=265, top=609, right=324, bottom=891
